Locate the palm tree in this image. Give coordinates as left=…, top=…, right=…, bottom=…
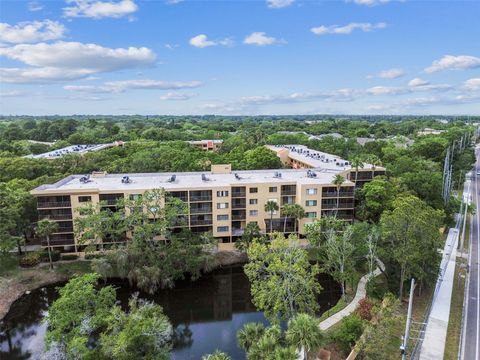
left=281, top=204, right=295, bottom=233
left=264, top=200, right=279, bottom=238
left=350, top=156, right=364, bottom=186
left=286, top=313, right=324, bottom=360
left=291, top=204, right=306, bottom=234
left=36, top=219, right=59, bottom=270
left=332, top=174, right=345, bottom=218
left=366, top=154, right=382, bottom=180
left=237, top=322, right=265, bottom=352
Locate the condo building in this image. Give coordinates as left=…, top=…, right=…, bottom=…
left=31, top=145, right=385, bottom=252
left=187, top=139, right=223, bottom=151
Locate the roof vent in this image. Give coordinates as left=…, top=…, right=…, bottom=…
left=307, top=170, right=317, bottom=178
left=201, top=174, right=210, bottom=181
left=168, top=175, right=176, bottom=183
left=79, top=175, right=91, bottom=183
left=274, top=171, right=282, bottom=178
left=121, top=176, right=131, bottom=184
left=234, top=173, right=241, bottom=180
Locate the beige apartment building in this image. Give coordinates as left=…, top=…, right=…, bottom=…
left=31, top=145, right=385, bottom=252
left=187, top=139, right=223, bottom=151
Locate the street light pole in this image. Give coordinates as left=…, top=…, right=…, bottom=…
left=401, top=278, right=416, bottom=360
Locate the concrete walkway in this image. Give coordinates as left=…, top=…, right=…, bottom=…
left=419, top=227, right=459, bottom=359
left=319, top=263, right=383, bottom=331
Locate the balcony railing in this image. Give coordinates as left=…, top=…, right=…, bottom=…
left=190, top=206, right=212, bottom=214
left=39, top=213, right=73, bottom=220
left=189, top=195, right=212, bottom=202
left=232, top=201, right=246, bottom=209
left=37, top=201, right=71, bottom=208
left=190, top=219, right=213, bottom=226
left=321, top=202, right=355, bottom=209
left=322, top=191, right=354, bottom=198
left=231, top=191, right=246, bottom=198
left=281, top=190, right=296, bottom=196
left=232, top=214, right=246, bottom=220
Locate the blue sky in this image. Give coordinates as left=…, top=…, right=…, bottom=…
left=0, top=0, right=479, bottom=115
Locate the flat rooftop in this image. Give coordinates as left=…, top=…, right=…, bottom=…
left=267, top=144, right=351, bottom=170
left=31, top=167, right=353, bottom=195
left=26, top=142, right=122, bottom=159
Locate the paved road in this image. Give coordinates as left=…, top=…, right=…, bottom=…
left=462, top=146, right=480, bottom=360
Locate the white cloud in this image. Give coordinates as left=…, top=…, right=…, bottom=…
left=160, top=92, right=196, bottom=100
left=63, top=0, right=138, bottom=19
left=425, top=55, right=480, bottom=73
left=64, top=79, right=202, bottom=93
left=408, top=77, right=429, bottom=87
left=0, top=41, right=156, bottom=83
left=311, top=22, right=387, bottom=35
left=463, top=78, right=480, bottom=91
left=367, top=86, right=406, bottom=95
left=348, top=0, right=391, bottom=6
left=267, top=0, right=295, bottom=8
left=0, top=20, right=66, bottom=44
left=243, top=32, right=281, bottom=46
left=189, top=34, right=233, bottom=48
left=368, top=68, right=404, bottom=79
left=165, top=0, right=183, bottom=4
left=0, top=90, right=25, bottom=97
left=28, top=1, right=44, bottom=11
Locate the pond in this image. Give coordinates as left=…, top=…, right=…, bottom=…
left=0, top=265, right=341, bottom=359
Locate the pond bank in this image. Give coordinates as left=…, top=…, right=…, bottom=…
left=0, top=250, right=248, bottom=321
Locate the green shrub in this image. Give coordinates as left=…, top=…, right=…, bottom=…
left=39, top=249, right=61, bottom=262
left=19, top=252, right=41, bottom=267
left=84, top=253, right=104, bottom=260
left=332, top=314, right=365, bottom=354
left=61, top=254, right=79, bottom=261
left=366, top=277, right=387, bottom=300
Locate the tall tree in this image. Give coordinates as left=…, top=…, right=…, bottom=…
left=285, top=314, right=323, bottom=360
left=281, top=204, right=296, bottom=233
left=244, top=234, right=321, bottom=322
left=350, top=156, right=365, bottom=186
left=323, top=227, right=355, bottom=298
left=264, top=200, right=279, bottom=237
left=331, top=175, right=345, bottom=218
left=380, top=195, right=444, bottom=299
left=46, top=273, right=173, bottom=360
left=36, top=219, right=59, bottom=270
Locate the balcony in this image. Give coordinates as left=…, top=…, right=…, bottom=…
left=37, top=201, right=71, bottom=208
left=232, top=191, right=246, bottom=198
left=190, top=219, right=213, bottom=226
left=321, top=202, right=355, bottom=209
left=232, top=200, right=246, bottom=209
left=39, top=213, right=73, bottom=220
left=190, top=206, right=212, bottom=214
left=232, top=214, right=246, bottom=220
left=189, top=195, right=212, bottom=202
left=322, top=191, right=354, bottom=198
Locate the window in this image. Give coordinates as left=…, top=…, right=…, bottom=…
left=78, top=196, right=91, bottom=203
left=217, top=190, right=229, bottom=197
left=129, top=194, right=141, bottom=201
left=217, top=203, right=229, bottom=209
left=217, top=214, right=229, bottom=221
left=217, top=226, right=229, bottom=232
left=306, top=188, right=317, bottom=195
left=269, top=186, right=277, bottom=193
left=249, top=210, right=258, bottom=216
left=249, top=187, right=258, bottom=193
left=306, top=200, right=317, bottom=207
left=249, top=199, right=258, bottom=205
left=306, top=212, right=317, bottom=218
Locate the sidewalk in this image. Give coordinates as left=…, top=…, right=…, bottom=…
left=419, top=227, right=459, bottom=360
left=319, top=264, right=383, bottom=331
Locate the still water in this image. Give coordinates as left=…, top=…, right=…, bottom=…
left=0, top=266, right=341, bottom=359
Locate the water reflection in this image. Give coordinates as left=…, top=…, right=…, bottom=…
left=0, top=266, right=341, bottom=360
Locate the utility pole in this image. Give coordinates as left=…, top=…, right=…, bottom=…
left=401, top=278, right=416, bottom=360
